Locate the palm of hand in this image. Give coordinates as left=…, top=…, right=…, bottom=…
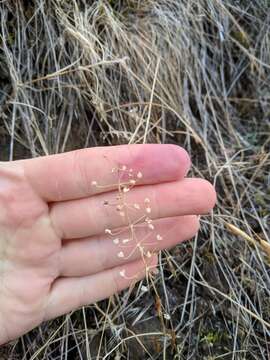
left=0, top=145, right=216, bottom=345
left=0, top=164, right=61, bottom=343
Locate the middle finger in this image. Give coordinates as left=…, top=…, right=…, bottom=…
left=50, top=178, right=216, bottom=239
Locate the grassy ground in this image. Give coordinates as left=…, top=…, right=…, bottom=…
left=0, top=0, right=270, bottom=359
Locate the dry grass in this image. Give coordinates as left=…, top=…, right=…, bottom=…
left=0, top=0, right=270, bottom=359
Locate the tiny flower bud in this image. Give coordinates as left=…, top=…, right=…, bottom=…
left=119, top=269, right=126, bottom=278
left=141, top=285, right=148, bottom=292
left=164, top=313, right=171, bottom=320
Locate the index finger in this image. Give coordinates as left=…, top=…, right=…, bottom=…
left=18, top=144, right=191, bottom=202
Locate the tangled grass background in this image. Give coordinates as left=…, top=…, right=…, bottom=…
left=0, top=0, right=270, bottom=358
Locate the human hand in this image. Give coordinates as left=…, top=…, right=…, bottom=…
left=0, top=144, right=216, bottom=345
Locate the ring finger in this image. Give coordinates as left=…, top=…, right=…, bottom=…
left=59, top=215, right=200, bottom=277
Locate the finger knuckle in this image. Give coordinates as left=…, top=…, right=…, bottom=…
left=0, top=165, right=46, bottom=227
left=72, top=149, right=91, bottom=197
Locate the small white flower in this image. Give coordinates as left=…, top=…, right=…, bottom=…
left=117, top=251, right=124, bottom=258
left=91, top=180, right=97, bottom=186
left=134, top=203, right=140, bottom=209
left=141, top=285, right=148, bottom=292
left=137, top=171, right=143, bottom=179
left=122, top=238, right=130, bottom=244
left=146, top=207, right=151, bottom=214
left=146, top=251, right=152, bottom=258
left=156, top=234, right=163, bottom=241
left=119, top=269, right=126, bottom=278
left=121, top=165, right=127, bottom=171
left=148, top=224, right=154, bottom=230
left=123, top=187, right=130, bottom=193
left=105, top=229, right=112, bottom=235
left=129, top=179, right=136, bottom=185
left=144, top=198, right=150, bottom=203
left=113, top=238, right=120, bottom=244
left=163, top=313, right=171, bottom=320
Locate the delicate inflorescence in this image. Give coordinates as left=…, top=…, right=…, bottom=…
left=91, top=164, right=163, bottom=280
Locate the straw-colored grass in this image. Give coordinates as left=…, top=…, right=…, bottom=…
left=0, top=0, right=269, bottom=358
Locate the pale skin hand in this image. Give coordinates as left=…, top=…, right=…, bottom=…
left=0, top=144, right=216, bottom=345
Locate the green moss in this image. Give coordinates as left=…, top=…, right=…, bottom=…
left=200, top=330, right=227, bottom=346
left=231, top=30, right=250, bottom=49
